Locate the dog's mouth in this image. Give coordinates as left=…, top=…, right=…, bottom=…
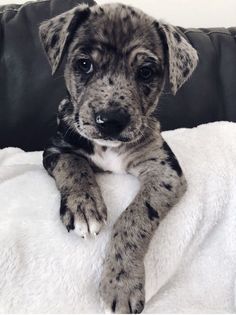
left=74, top=118, right=143, bottom=146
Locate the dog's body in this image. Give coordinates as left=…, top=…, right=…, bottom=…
left=40, top=3, right=198, bottom=313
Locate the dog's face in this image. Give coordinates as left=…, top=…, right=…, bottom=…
left=40, top=4, right=198, bottom=145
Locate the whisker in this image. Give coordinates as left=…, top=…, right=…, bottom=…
left=52, top=74, right=65, bottom=81
left=63, top=124, right=76, bottom=138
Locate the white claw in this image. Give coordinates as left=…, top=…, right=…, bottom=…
left=74, top=221, right=89, bottom=238
left=89, top=220, right=103, bottom=235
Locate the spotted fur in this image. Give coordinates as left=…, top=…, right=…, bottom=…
left=39, top=3, right=197, bottom=313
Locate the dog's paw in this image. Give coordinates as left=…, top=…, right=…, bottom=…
left=60, top=189, right=107, bottom=238
left=99, top=259, right=145, bottom=313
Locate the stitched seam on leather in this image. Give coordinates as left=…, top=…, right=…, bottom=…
left=184, top=30, right=235, bottom=37
left=0, top=0, right=49, bottom=14
left=207, top=33, right=226, bottom=120
left=204, top=31, right=233, bottom=36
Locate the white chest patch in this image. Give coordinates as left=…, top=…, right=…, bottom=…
left=91, top=147, right=126, bottom=174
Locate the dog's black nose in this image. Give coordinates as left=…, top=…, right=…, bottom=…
left=95, top=109, right=130, bottom=137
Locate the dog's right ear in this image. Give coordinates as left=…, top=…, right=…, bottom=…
left=39, top=4, right=91, bottom=75
left=155, top=22, right=198, bottom=95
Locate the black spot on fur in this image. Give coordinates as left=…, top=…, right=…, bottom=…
left=128, top=301, right=132, bottom=313
left=109, top=78, right=114, bottom=85
left=145, top=202, right=159, bottom=221
left=162, top=182, right=172, bottom=191
left=116, top=269, right=126, bottom=281
left=115, top=253, right=122, bottom=261
left=125, top=242, right=132, bottom=250
left=140, top=233, right=146, bottom=239
left=51, top=33, right=58, bottom=47
left=80, top=171, right=88, bottom=178
left=113, top=232, right=118, bottom=238
left=173, top=31, right=181, bottom=43
left=183, top=67, right=190, bottom=78
left=153, top=21, right=159, bottom=29
left=161, top=161, right=166, bottom=165
left=163, top=141, right=182, bottom=176
left=119, top=95, right=125, bottom=100
left=122, top=15, right=129, bottom=22
left=60, top=196, right=67, bottom=216
left=125, top=242, right=137, bottom=250
left=134, top=283, right=143, bottom=291
left=130, top=8, right=137, bottom=16
left=112, top=300, right=116, bottom=312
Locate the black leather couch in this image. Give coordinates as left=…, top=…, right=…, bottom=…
left=1, top=0, right=236, bottom=151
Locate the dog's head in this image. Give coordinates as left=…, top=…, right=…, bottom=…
left=39, top=3, right=198, bottom=146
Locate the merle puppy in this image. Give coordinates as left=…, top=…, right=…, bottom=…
left=39, top=3, right=198, bottom=313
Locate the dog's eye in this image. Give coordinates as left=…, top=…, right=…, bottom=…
left=76, top=59, right=93, bottom=74
left=138, top=66, right=154, bottom=81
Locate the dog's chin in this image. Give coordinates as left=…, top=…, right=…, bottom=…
left=93, top=139, right=122, bottom=147
left=92, top=134, right=142, bottom=147
left=74, top=124, right=142, bottom=147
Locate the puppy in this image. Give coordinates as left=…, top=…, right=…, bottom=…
left=39, top=3, right=198, bottom=313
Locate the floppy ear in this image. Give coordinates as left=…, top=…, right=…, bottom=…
left=158, top=23, right=198, bottom=95
left=39, top=4, right=90, bottom=75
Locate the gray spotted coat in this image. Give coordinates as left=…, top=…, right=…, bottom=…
left=39, top=3, right=198, bottom=313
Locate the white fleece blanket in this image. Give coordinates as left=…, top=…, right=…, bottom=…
left=0, top=121, right=236, bottom=313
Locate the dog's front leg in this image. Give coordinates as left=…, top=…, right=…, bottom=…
left=100, top=144, right=187, bottom=313
left=43, top=150, right=107, bottom=237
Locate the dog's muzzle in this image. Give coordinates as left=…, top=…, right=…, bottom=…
left=94, top=109, right=130, bottom=138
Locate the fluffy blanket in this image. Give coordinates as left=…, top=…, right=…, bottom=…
left=0, top=122, right=236, bottom=313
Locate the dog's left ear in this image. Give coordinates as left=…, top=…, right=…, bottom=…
left=39, top=4, right=90, bottom=75
left=156, top=22, right=198, bottom=94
